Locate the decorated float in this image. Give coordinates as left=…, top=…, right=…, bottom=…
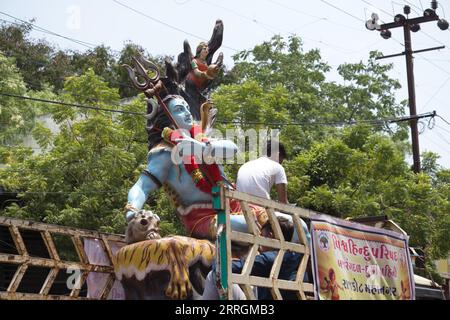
left=0, top=20, right=444, bottom=301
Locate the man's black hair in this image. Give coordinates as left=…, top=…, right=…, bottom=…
left=266, top=139, right=287, bottom=160
left=262, top=216, right=294, bottom=242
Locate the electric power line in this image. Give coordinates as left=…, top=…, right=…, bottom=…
left=435, top=123, right=450, bottom=135
left=361, top=0, right=450, bottom=51
left=402, top=0, right=422, bottom=14
left=265, top=0, right=374, bottom=35
left=0, top=92, right=145, bottom=116
left=1, top=91, right=441, bottom=128
left=422, top=133, right=450, bottom=157
left=320, top=0, right=365, bottom=23
left=434, top=128, right=450, bottom=147
left=0, top=11, right=97, bottom=50
left=265, top=0, right=326, bottom=20
left=0, top=49, right=140, bottom=92
left=200, top=0, right=290, bottom=36
left=419, top=74, right=450, bottom=113
left=112, top=0, right=239, bottom=53
left=216, top=111, right=436, bottom=127
left=436, top=114, right=450, bottom=127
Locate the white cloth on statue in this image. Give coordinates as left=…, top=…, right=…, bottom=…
left=236, top=156, right=287, bottom=200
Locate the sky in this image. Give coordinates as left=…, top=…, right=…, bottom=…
left=1, top=0, right=450, bottom=168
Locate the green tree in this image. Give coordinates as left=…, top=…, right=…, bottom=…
left=214, top=36, right=407, bottom=155
left=284, top=125, right=449, bottom=272
left=0, top=53, right=34, bottom=146
left=0, top=69, right=180, bottom=235
left=0, top=21, right=53, bottom=91
left=217, top=35, right=449, bottom=279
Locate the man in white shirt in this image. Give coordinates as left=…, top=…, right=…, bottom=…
left=236, top=140, right=288, bottom=203
left=236, top=139, right=310, bottom=244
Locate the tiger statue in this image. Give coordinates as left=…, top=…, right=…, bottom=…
left=113, top=210, right=215, bottom=300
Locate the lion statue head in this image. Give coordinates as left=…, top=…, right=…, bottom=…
left=125, top=210, right=162, bottom=244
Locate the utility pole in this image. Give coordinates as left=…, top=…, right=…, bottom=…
left=365, top=1, right=448, bottom=173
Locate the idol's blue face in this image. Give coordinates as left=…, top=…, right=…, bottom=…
left=167, top=98, right=193, bottom=130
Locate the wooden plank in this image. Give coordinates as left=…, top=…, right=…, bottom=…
left=72, top=236, right=88, bottom=264
left=292, top=214, right=309, bottom=251
left=230, top=231, right=306, bottom=253
left=7, top=264, right=28, bottom=293
left=99, top=274, right=115, bottom=300
left=69, top=271, right=88, bottom=298
left=240, top=244, right=258, bottom=277
left=240, top=284, right=256, bottom=300
left=231, top=274, right=314, bottom=293
left=41, top=231, right=60, bottom=261
left=100, top=235, right=115, bottom=266
left=0, top=292, right=91, bottom=300
left=298, top=287, right=307, bottom=300
left=295, top=254, right=309, bottom=284
left=296, top=252, right=310, bottom=283
left=266, top=208, right=284, bottom=241
left=239, top=200, right=258, bottom=235
left=39, top=268, right=59, bottom=296
left=9, top=226, right=27, bottom=255
left=268, top=249, right=284, bottom=300
left=269, top=249, right=285, bottom=281
left=225, top=190, right=314, bottom=219
left=0, top=253, right=114, bottom=273
left=270, top=286, right=283, bottom=300
left=0, top=216, right=125, bottom=243
left=302, top=282, right=314, bottom=293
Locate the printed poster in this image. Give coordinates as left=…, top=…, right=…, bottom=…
left=310, top=214, right=415, bottom=300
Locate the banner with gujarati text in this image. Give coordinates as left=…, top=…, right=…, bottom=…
left=310, top=214, right=415, bottom=300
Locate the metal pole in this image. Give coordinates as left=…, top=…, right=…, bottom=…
left=212, top=185, right=229, bottom=300
left=403, top=23, right=421, bottom=173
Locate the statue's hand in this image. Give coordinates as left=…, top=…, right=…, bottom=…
left=174, top=137, right=238, bottom=161
left=206, top=64, right=220, bottom=79
left=174, top=137, right=206, bottom=158
left=125, top=210, right=136, bottom=222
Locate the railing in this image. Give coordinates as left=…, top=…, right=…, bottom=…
left=212, top=186, right=315, bottom=300
left=0, top=216, right=126, bottom=300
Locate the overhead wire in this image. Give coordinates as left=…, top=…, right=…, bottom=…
left=418, top=74, right=450, bottom=113
left=360, top=0, right=450, bottom=114
left=0, top=49, right=140, bottom=92
left=0, top=0, right=450, bottom=166
left=200, top=0, right=290, bottom=36
left=0, top=92, right=145, bottom=116
left=0, top=11, right=97, bottom=50
left=436, top=114, right=450, bottom=127
left=112, top=0, right=240, bottom=53
left=266, top=0, right=366, bottom=33
left=216, top=111, right=437, bottom=127
left=2, top=90, right=441, bottom=127
left=435, top=123, right=450, bottom=135
left=320, top=0, right=365, bottom=23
